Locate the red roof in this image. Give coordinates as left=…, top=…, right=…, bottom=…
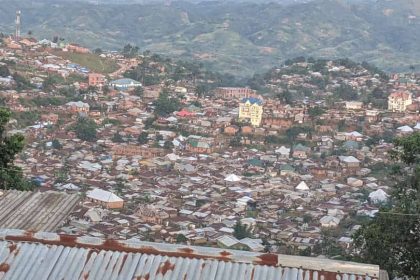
left=177, top=109, right=195, bottom=117
left=389, top=91, right=411, bottom=100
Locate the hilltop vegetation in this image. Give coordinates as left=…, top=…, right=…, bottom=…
left=249, top=57, right=390, bottom=106
left=123, top=51, right=241, bottom=88
left=0, top=0, right=418, bottom=76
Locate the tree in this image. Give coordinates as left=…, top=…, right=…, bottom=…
left=51, top=139, right=62, bottom=150
left=133, top=86, right=144, bottom=97
left=337, top=120, right=346, bottom=132
left=122, top=44, right=139, bottom=58
left=13, top=73, right=32, bottom=90
left=277, top=89, right=294, bottom=105
left=163, top=140, right=173, bottom=150
left=74, top=117, right=97, bottom=142
left=94, top=48, right=103, bottom=54
left=286, top=126, right=310, bottom=142
left=299, top=247, right=312, bottom=256
left=230, top=136, right=242, bottom=147
left=308, top=106, right=325, bottom=118
left=0, top=108, right=33, bottom=191
left=138, top=132, right=149, bottom=144
left=176, top=234, right=187, bottom=244
left=354, top=133, right=420, bottom=278
left=233, top=220, right=252, bottom=239
left=42, top=76, right=57, bottom=91
left=0, top=65, right=10, bottom=77
left=195, top=83, right=211, bottom=97
left=143, top=117, right=155, bottom=129
left=153, top=91, right=181, bottom=116
left=112, top=132, right=124, bottom=143
left=102, top=85, right=110, bottom=95
left=303, top=214, right=312, bottom=224
left=334, top=84, right=358, bottom=101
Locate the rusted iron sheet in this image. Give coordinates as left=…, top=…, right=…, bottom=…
left=0, top=229, right=381, bottom=280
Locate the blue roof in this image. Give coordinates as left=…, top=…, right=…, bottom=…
left=241, top=97, right=262, bottom=105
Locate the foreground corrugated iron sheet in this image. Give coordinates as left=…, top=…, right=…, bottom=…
left=0, top=191, right=80, bottom=231
left=0, top=229, right=382, bottom=280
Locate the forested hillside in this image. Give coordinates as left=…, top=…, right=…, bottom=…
left=0, top=0, right=419, bottom=76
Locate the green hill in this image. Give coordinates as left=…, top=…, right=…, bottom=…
left=0, top=0, right=419, bottom=76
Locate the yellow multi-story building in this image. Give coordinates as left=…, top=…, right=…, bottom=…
left=239, top=97, right=263, bottom=126
left=388, top=91, right=412, bottom=112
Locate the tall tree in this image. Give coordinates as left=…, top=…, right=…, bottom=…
left=138, top=132, right=149, bottom=144
left=354, top=133, right=420, bottom=278
left=0, top=108, right=32, bottom=190
left=0, top=65, right=10, bottom=77
left=153, top=91, right=181, bottom=116
left=233, top=220, right=252, bottom=239
left=74, top=117, right=97, bottom=142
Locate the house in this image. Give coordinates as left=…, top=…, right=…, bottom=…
left=345, top=101, right=363, bottom=110
left=239, top=98, right=263, bottom=126
left=388, top=91, right=413, bottom=112
left=239, top=237, right=265, bottom=252
left=109, top=78, right=142, bottom=90
left=86, top=188, right=124, bottom=209
left=66, top=101, right=89, bottom=113
left=136, top=206, right=169, bottom=224
left=345, top=131, right=363, bottom=142
left=215, top=87, right=257, bottom=99
left=320, top=215, right=341, bottom=228
left=41, top=113, right=59, bottom=124
left=397, top=125, right=414, bottom=134
left=112, top=145, right=166, bottom=158
left=295, top=181, right=309, bottom=191
left=292, top=144, right=310, bottom=159
left=88, top=73, right=106, bottom=87
left=339, top=156, right=361, bottom=168
left=66, top=43, right=90, bottom=54
left=365, top=110, right=380, bottom=123
left=369, top=189, right=389, bottom=204
left=224, top=125, right=239, bottom=135
left=216, top=235, right=242, bottom=250
left=177, top=109, right=195, bottom=118
left=275, top=146, right=290, bottom=159
left=186, top=135, right=218, bottom=154
left=347, top=177, right=363, bottom=187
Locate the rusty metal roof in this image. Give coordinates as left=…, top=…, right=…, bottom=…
left=0, top=191, right=80, bottom=232
left=0, top=229, right=383, bottom=280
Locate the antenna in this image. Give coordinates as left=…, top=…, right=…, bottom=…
left=15, top=10, right=21, bottom=41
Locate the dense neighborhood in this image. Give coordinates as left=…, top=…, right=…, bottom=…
left=0, top=35, right=419, bottom=261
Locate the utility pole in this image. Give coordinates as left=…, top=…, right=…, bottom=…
left=15, top=10, right=21, bottom=41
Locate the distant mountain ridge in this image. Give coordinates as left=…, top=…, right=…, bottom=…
left=0, top=0, right=419, bottom=76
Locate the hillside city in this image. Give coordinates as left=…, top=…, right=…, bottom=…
left=0, top=34, right=419, bottom=272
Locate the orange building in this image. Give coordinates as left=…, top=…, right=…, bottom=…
left=67, top=44, right=90, bottom=54
left=88, top=73, right=106, bottom=87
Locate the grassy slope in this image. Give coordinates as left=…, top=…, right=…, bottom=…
left=52, top=51, right=119, bottom=74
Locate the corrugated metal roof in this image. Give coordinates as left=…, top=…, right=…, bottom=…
left=0, top=191, right=80, bottom=232
left=0, top=229, right=383, bottom=280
